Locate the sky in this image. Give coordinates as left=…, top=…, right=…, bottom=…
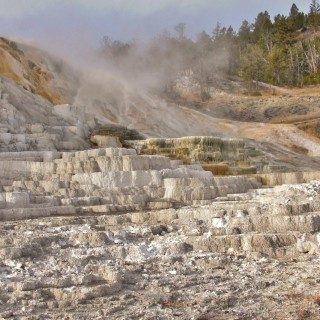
left=0, top=0, right=312, bottom=60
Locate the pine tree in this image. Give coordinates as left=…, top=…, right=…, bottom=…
left=288, top=3, right=305, bottom=30
left=240, top=44, right=267, bottom=91
left=309, top=0, right=320, bottom=27
left=253, top=11, right=274, bottom=53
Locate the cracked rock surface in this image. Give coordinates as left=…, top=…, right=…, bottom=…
left=0, top=147, right=320, bottom=319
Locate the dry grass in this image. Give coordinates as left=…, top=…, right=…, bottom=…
left=298, top=122, right=320, bottom=140
left=285, top=291, right=320, bottom=319
left=286, top=291, right=304, bottom=299
left=297, top=308, right=311, bottom=320
left=306, top=295, right=320, bottom=306
left=290, top=84, right=320, bottom=97
left=161, top=293, right=186, bottom=309
left=270, top=112, right=320, bottom=124
left=161, top=299, right=186, bottom=309
left=202, top=164, right=229, bottom=176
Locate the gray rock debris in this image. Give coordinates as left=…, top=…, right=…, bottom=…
left=0, top=146, right=320, bottom=319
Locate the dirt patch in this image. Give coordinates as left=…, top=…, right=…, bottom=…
left=195, top=95, right=320, bottom=124
left=264, top=104, right=309, bottom=120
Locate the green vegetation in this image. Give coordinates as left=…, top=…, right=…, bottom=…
left=99, top=1, right=320, bottom=95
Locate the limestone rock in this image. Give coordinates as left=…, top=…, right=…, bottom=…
left=1, top=145, right=320, bottom=320
left=128, top=136, right=260, bottom=176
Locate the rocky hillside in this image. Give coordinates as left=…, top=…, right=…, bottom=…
left=1, top=38, right=320, bottom=320
left=1, top=37, right=320, bottom=173
left=0, top=38, right=320, bottom=170
left=0, top=37, right=79, bottom=104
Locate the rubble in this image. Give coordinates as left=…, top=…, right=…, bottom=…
left=0, top=146, right=320, bottom=319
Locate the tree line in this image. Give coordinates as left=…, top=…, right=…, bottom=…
left=99, top=1, right=320, bottom=96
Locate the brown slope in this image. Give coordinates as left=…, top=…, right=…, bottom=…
left=0, top=37, right=79, bottom=104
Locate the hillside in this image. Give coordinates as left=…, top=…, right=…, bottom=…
left=0, top=37, right=320, bottom=173
left=0, top=37, right=79, bottom=104
left=2, top=37, right=320, bottom=320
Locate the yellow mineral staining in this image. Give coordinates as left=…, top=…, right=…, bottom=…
left=137, top=136, right=255, bottom=175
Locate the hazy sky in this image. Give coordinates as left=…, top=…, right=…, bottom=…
left=0, top=0, right=312, bottom=59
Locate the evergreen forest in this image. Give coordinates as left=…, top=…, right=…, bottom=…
left=99, top=1, right=320, bottom=94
